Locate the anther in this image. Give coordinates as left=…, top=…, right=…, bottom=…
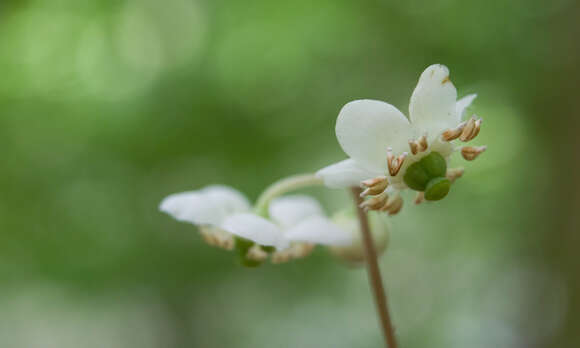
left=461, top=146, right=486, bottom=161
left=457, top=116, right=483, bottom=142
left=271, top=244, right=315, bottom=264
left=200, top=228, right=235, bottom=250
left=360, top=176, right=388, bottom=197
left=459, top=117, right=476, bottom=142
left=446, top=168, right=464, bottom=183
left=246, top=245, right=268, bottom=261
left=408, top=140, right=419, bottom=155
left=380, top=195, right=403, bottom=215
left=442, top=121, right=467, bottom=141
left=360, top=192, right=389, bottom=212
left=408, top=135, right=429, bottom=155
left=387, top=148, right=407, bottom=176
left=471, top=119, right=482, bottom=139
left=414, top=192, right=425, bottom=205
left=418, top=134, right=428, bottom=151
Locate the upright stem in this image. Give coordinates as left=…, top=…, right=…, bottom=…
left=351, top=187, right=398, bottom=348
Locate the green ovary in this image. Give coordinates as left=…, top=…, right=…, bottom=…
left=403, top=152, right=451, bottom=201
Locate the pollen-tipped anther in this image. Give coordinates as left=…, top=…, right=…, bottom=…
left=461, top=146, right=486, bottom=161
left=271, top=243, right=315, bottom=264
left=418, top=134, right=428, bottom=151
left=200, top=227, right=235, bottom=250
left=408, top=140, right=419, bottom=155
left=380, top=195, right=403, bottom=215
left=408, top=135, right=429, bottom=154
left=459, top=117, right=476, bottom=141
left=446, top=168, right=464, bottom=183
left=458, top=116, right=482, bottom=142
left=360, top=176, right=388, bottom=197
left=246, top=245, right=268, bottom=262
left=414, top=192, right=425, bottom=205
left=471, top=119, right=482, bottom=139
left=360, top=192, right=389, bottom=212
left=387, top=148, right=407, bottom=176
left=442, top=121, right=466, bottom=141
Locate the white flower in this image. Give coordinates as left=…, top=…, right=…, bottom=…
left=159, top=186, right=353, bottom=264
left=317, top=64, right=486, bottom=213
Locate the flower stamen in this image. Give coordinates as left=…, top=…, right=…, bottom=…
left=271, top=243, right=315, bottom=264
left=471, top=119, right=482, bottom=139
left=419, top=134, right=428, bottom=151
left=461, top=146, right=486, bottom=161
left=459, top=117, right=476, bottom=141
left=442, top=116, right=482, bottom=142
left=442, top=121, right=467, bottom=141
left=380, top=195, right=403, bottom=216
left=446, top=167, right=465, bottom=183
left=246, top=244, right=269, bottom=262
left=360, top=176, right=389, bottom=197
left=414, top=192, right=425, bottom=205
left=387, top=148, right=408, bottom=176
left=408, top=135, right=428, bottom=155
left=408, top=140, right=418, bottom=155
left=459, top=117, right=483, bottom=142
left=360, top=192, right=389, bottom=212
left=200, top=227, right=235, bottom=250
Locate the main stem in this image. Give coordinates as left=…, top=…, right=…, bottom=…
left=351, top=187, right=398, bottom=348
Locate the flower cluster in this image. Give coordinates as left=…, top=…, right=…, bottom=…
left=160, top=64, right=485, bottom=266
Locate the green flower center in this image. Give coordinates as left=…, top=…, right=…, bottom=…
left=403, top=152, right=451, bottom=201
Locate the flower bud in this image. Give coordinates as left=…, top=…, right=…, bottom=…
left=328, top=210, right=390, bottom=265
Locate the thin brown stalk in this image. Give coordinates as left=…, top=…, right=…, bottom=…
left=351, top=187, right=398, bottom=348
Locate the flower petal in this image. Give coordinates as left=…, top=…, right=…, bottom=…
left=456, top=94, right=477, bottom=121
left=409, top=64, right=458, bottom=136
left=221, top=213, right=287, bottom=248
left=159, top=191, right=219, bottom=225
left=316, top=159, right=381, bottom=188
left=336, top=100, right=412, bottom=172
left=201, top=185, right=252, bottom=217
left=159, top=185, right=250, bottom=226
left=269, top=195, right=324, bottom=229
left=284, top=216, right=353, bottom=246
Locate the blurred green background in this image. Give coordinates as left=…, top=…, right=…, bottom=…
left=1, top=0, right=579, bottom=347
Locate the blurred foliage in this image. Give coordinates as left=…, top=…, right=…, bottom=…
left=0, top=0, right=579, bottom=347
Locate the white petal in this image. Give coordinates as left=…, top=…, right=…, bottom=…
left=284, top=216, right=353, bottom=246
left=159, top=191, right=220, bottom=225
left=409, top=64, right=458, bottom=136
left=316, top=159, right=381, bottom=188
left=201, top=185, right=252, bottom=217
left=269, top=195, right=324, bottom=229
left=455, top=94, right=477, bottom=121
left=159, top=185, right=250, bottom=226
left=336, top=100, right=412, bottom=172
left=221, top=213, right=287, bottom=248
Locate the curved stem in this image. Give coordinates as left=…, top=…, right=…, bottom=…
left=254, top=174, right=323, bottom=216
left=351, top=187, right=398, bottom=348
